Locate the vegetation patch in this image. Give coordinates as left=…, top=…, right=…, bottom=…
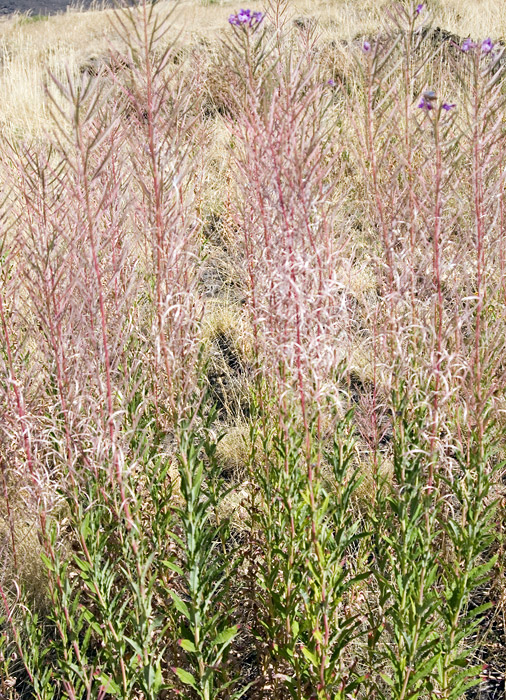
left=0, top=1, right=505, bottom=698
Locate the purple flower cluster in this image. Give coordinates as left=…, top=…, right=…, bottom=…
left=461, top=38, right=475, bottom=52
left=418, top=90, right=437, bottom=110
left=481, top=38, right=494, bottom=54
left=418, top=90, right=456, bottom=112
left=228, top=9, right=265, bottom=27
left=415, top=3, right=424, bottom=16
left=461, top=37, right=495, bottom=53
left=418, top=97, right=434, bottom=110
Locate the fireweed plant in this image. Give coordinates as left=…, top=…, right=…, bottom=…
left=0, top=1, right=505, bottom=698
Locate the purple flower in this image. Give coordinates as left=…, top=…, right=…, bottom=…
left=415, top=3, right=424, bottom=15
left=481, top=38, right=494, bottom=54
left=228, top=8, right=264, bottom=27
left=418, top=90, right=437, bottom=111
left=327, top=79, right=336, bottom=86
left=442, top=102, right=456, bottom=111
left=238, top=8, right=251, bottom=21
left=363, top=40, right=371, bottom=52
left=461, top=38, right=475, bottom=52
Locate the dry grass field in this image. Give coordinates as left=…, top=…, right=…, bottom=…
left=0, top=0, right=505, bottom=137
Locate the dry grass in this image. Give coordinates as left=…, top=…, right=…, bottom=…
left=0, top=0, right=505, bottom=137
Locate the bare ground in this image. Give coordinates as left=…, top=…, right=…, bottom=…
left=0, top=0, right=112, bottom=16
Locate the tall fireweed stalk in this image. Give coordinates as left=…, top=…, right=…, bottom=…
left=0, top=1, right=504, bottom=698
left=346, top=3, right=506, bottom=697
left=170, top=393, right=251, bottom=700
left=245, top=399, right=368, bottom=700
left=226, top=0, right=355, bottom=409
left=225, top=9, right=371, bottom=695
left=0, top=1, right=211, bottom=697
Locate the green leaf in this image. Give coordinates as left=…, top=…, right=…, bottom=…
left=162, top=560, right=184, bottom=576
left=96, top=673, right=121, bottom=694
left=301, top=646, right=318, bottom=667
left=124, top=636, right=144, bottom=658
left=379, top=672, right=394, bottom=687
left=40, top=552, right=55, bottom=573
left=179, top=638, right=197, bottom=653
left=72, top=557, right=92, bottom=574
left=174, top=667, right=197, bottom=689
left=279, top=645, right=294, bottom=662
left=411, top=653, right=440, bottom=684
left=347, top=675, right=368, bottom=692
left=313, top=629, right=324, bottom=645
left=81, top=609, right=103, bottom=637
left=144, top=662, right=164, bottom=692
left=231, top=680, right=258, bottom=699
left=468, top=555, right=498, bottom=584
left=214, top=625, right=239, bottom=647
left=448, top=676, right=482, bottom=700
left=169, top=591, right=191, bottom=620
left=465, top=602, right=493, bottom=620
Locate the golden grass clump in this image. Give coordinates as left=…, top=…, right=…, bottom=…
left=0, top=517, right=49, bottom=610
left=215, top=424, right=252, bottom=482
